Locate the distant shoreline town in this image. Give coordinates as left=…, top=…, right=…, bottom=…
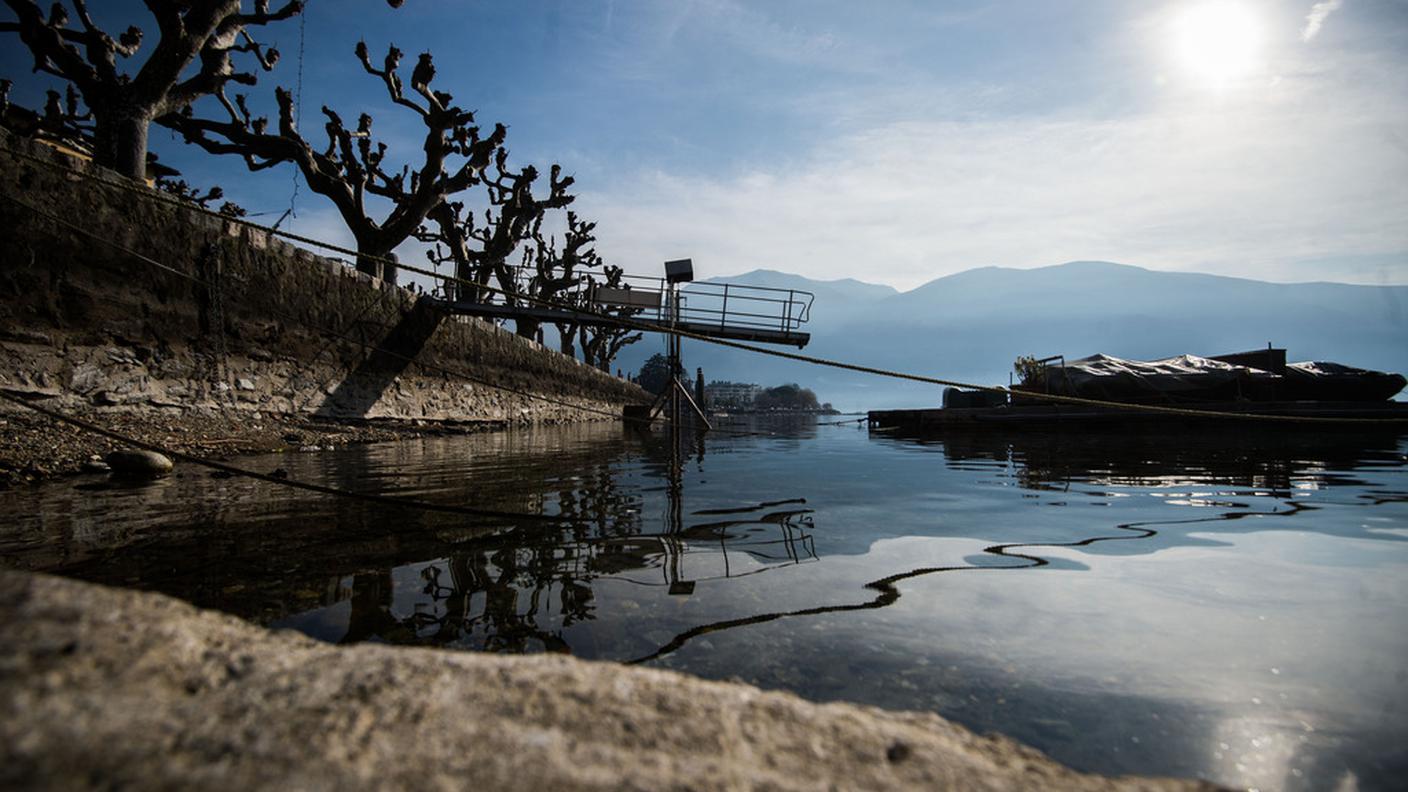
left=702, top=380, right=839, bottom=415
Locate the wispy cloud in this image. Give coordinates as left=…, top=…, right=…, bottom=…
left=1301, top=0, right=1344, bottom=42
left=585, top=83, right=1408, bottom=288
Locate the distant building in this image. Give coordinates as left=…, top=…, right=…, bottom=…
left=705, top=380, right=761, bottom=408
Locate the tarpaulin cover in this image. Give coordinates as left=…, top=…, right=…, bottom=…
left=1283, top=361, right=1407, bottom=402
left=1020, top=354, right=1404, bottom=404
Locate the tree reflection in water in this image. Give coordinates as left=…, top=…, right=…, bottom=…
left=334, top=428, right=817, bottom=653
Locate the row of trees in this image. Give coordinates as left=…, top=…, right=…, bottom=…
left=0, top=1, right=640, bottom=370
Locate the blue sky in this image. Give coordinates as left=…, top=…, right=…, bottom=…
left=4, top=0, right=1406, bottom=288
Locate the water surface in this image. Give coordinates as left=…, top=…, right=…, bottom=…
left=2, top=417, right=1405, bottom=791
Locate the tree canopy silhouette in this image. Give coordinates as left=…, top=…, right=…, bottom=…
left=166, top=40, right=507, bottom=284
left=0, top=0, right=304, bottom=179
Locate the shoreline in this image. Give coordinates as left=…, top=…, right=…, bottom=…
left=0, top=398, right=520, bottom=488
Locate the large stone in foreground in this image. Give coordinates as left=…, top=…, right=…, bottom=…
left=103, top=448, right=174, bottom=478
left=0, top=571, right=1220, bottom=791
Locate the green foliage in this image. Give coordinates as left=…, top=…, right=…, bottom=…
left=637, top=353, right=683, bottom=395
left=1013, top=355, right=1045, bottom=385
left=754, top=383, right=819, bottom=411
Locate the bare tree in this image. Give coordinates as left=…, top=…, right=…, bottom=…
left=165, top=41, right=507, bottom=284
left=1, top=0, right=303, bottom=179
left=419, top=149, right=575, bottom=306
left=421, top=168, right=642, bottom=366
left=576, top=266, right=643, bottom=371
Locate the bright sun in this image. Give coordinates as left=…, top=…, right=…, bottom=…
left=1170, top=1, right=1264, bottom=87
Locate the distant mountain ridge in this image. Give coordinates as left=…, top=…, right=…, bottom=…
left=617, top=261, right=1408, bottom=410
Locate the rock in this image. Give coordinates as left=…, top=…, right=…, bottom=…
left=68, top=362, right=105, bottom=394
left=80, top=459, right=111, bottom=474
left=0, top=328, right=53, bottom=345
left=104, top=449, right=173, bottom=478
left=0, top=570, right=1220, bottom=792
left=236, top=378, right=256, bottom=392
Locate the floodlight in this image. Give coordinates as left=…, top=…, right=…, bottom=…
left=664, top=258, right=694, bottom=284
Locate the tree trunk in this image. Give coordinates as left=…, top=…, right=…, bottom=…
left=93, top=108, right=151, bottom=181
left=355, top=246, right=397, bottom=286
left=557, top=327, right=576, bottom=359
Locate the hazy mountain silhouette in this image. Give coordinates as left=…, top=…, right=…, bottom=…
left=616, top=261, right=1408, bottom=410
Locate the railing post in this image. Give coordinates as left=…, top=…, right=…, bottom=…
left=720, top=284, right=729, bottom=329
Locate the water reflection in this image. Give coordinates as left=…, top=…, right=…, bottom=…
left=322, top=499, right=816, bottom=652
left=1, top=418, right=1405, bottom=791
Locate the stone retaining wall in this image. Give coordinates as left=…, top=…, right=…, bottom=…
left=0, top=132, right=647, bottom=424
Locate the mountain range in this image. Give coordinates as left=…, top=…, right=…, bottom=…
left=612, top=261, right=1408, bottom=411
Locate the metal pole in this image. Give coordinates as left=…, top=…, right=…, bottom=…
left=669, top=285, right=680, bottom=432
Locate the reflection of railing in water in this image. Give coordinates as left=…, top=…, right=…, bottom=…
left=626, top=501, right=1329, bottom=664
left=357, top=502, right=819, bottom=651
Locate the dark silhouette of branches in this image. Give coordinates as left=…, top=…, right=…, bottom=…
left=154, top=176, right=246, bottom=217
left=417, top=152, right=575, bottom=305
left=165, top=41, right=507, bottom=284
left=418, top=155, right=639, bottom=368
left=579, top=280, right=644, bottom=372
left=0, top=0, right=303, bottom=179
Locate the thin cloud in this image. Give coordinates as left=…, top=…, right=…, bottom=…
left=1301, top=0, right=1344, bottom=42
left=586, top=90, right=1408, bottom=288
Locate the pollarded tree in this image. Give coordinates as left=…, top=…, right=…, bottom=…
left=519, top=210, right=605, bottom=344
left=0, top=0, right=303, bottom=179
left=575, top=264, right=642, bottom=371
left=528, top=218, right=641, bottom=367
left=165, top=41, right=507, bottom=284
left=419, top=148, right=575, bottom=306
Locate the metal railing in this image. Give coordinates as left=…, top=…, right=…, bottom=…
left=434, top=263, right=814, bottom=336
left=616, top=273, right=813, bottom=334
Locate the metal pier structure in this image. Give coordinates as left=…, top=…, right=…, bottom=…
left=433, top=263, right=815, bottom=348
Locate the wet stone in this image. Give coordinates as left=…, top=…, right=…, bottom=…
left=104, top=450, right=173, bottom=479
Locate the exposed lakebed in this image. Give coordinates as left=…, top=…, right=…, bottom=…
left=2, top=416, right=1405, bottom=791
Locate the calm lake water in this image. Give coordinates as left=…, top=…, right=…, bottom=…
left=3, top=416, right=1406, bottom=791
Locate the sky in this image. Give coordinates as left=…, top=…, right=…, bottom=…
left=3, top=0, right=1407, bottom=289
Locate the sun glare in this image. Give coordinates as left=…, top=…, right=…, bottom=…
left=1170, top=1, right=1264, bottom=88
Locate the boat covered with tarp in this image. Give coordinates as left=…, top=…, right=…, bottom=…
left=870, top=348, right=1408, bottom=433
left=1014, top=353, right=1406, bottom=405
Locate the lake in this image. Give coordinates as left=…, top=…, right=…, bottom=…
left=2, top=416, right=1405, bottom=791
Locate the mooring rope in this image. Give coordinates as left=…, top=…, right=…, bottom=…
left=2, top=140, right=1404, bottom=425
